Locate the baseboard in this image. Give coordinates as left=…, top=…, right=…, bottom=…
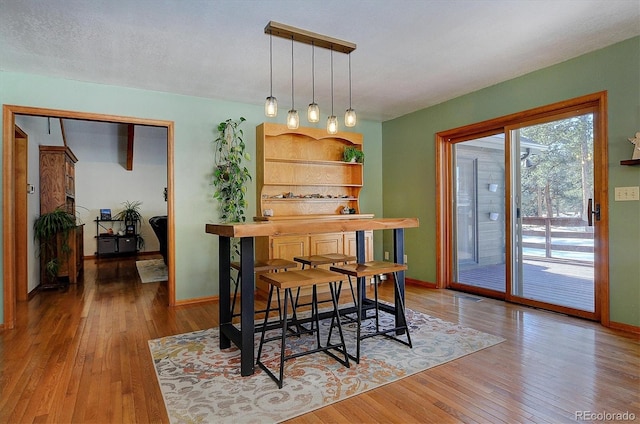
left=607, top=320, right=640, bottom=335
left=405, top=277, right=437, bottom=288
left=175, top=295, right=219, bottom=306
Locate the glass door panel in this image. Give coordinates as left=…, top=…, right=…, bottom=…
left=511, top=114, right=595, bottom=312
left=453, top=136, right=506, bottom=293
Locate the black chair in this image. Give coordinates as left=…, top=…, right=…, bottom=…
left=149, top=216, right=168, bottom=264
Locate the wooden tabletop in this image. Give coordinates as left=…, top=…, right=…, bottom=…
left=205, top=217, right=419, bottom=238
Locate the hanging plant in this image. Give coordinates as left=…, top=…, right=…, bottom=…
left=213, top=117, right=251, bottom=223
left=33, top=207, right=77, bottom=284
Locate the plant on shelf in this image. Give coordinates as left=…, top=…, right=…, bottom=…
left=33, top=207, right=77, bottom=288
left=343, top=146, right=364, bottom=163
left=212, top=117, right=251, bottom=223
left=113, top=200, right=145, bottom=249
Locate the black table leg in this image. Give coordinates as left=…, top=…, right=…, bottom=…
left=239, top=237, right=255, bottom=376
left=355, top=230, right=366, bottom=304
left=219, top=236, right=231, bottom=349
left=393, top=228, right=406, bottom=333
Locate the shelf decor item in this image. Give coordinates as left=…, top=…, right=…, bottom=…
left=343, top=146, right=364, bottom=163
left=212, top=117, right=251, bottom=223
left=100, top=208, right=111, bottom=220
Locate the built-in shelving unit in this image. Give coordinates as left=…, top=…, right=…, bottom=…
left=256, top=122, right=368, bottom=220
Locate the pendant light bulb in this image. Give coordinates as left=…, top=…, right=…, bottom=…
left=327, top=49, right=338, bottom=134
left=307, top=42, right=320, bottom=123
left=287, top=36, right=299, bottom=129
left=344, top=53, right=356, bottom=127
left=265, top=33, right=277, bottom=117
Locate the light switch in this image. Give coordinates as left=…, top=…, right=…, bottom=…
left=614, top=186, right=640, bottom=201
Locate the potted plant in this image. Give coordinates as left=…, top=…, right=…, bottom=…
left=113, top=200, right=145, bottom=249
left=34, top=207, right=77, bottom=288
left=212, top=117, right=251, bottom=223
left=343, top=146, right=364, bottom=163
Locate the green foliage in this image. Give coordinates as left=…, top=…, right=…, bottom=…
left=343, top=146, right=364, bottom=163
left=33, top=207, right=76, bottom=281
left=113, top=200, right=145, bottom=249
left=520, top=114, right=593, bottom=218
left=213, top=117, right=251, bottom=223
left=113, top=200, right=143, bottom=223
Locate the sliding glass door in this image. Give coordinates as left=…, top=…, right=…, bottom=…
left=453, top=135, right=506, bottom=294
left=441, top=94, right=606, bottom=321
left=510, top=114, right=595, bottom=312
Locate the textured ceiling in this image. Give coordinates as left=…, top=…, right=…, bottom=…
left=1, top=0, right=639, bottom=122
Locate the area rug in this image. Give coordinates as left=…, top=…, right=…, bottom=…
left=136, top=259, right=168, bottom=283
left=148, top=307, right=504, bottom=424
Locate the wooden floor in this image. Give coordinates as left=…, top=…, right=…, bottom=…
left=1, top=255, right=638, bottom=423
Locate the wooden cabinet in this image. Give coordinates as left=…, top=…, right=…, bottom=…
left=256, top=123, right=368, bottom=220
left=255, top=231, right=373, bottom=295
left=253, top=123, right=375, bottom=296
left=40, top=145, right=77, bottom=214
left=39, top=145, right=83, bottom=284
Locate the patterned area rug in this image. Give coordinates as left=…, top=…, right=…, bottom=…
left=136, top=259, right=168, bottom=283
left=149, top=307, right=504, bottom=424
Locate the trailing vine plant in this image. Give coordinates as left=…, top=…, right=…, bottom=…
left=212, top=117, right=251, bottom=223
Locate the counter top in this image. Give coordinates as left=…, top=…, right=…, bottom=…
left=205, top=217, right=419, bottom=238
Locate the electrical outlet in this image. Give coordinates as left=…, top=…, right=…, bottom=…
left=614, top=186, right=640, bottom=201
left=384, top=251, right=389, bottom=260
left=404, top=254, right=408, bottom=264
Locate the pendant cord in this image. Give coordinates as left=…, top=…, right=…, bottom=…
left=291, top=36, right=294, bottom=108
left=348, top=53, right=352, bottom=108
left=269, top=34, right=273, bottom=96
left=311, top=42, right=315, bottom=102
left=330, top=49, right=334, bottom=115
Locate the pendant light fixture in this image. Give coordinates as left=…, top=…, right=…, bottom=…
left=264, top=21, right=356, bottom=134
left=344, top=52, right=356, bottom=127
left=307, top=42, right=320, bottom=123
left=286, top=36, right=299, bottom=129
left=264, top=33, right=277, bottom=117
left=327, top=49, right=338, bottom=135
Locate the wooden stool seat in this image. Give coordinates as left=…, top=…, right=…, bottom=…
left=257, top=268, right=350, bottom=388
left=230, top=258, right=298, bottom=321
left=329, top=260, right=407, bottom=278
left=231, top=258, right=298, bottom=273
left=330, top=261, right=412, bottom=363
left=293, top=253, right=356, bottom=268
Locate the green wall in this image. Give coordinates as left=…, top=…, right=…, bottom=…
left=0, top=72, right=383, bottom=323
left=382, top=37, right=640, bottom=326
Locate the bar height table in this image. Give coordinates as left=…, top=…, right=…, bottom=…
left=205, top=217, right=419, bottom=376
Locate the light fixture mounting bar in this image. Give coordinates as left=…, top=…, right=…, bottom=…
left=265, top=21, right=356, bottom=54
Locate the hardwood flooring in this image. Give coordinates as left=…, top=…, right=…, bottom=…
left=1, top=255, right=638, bottom=423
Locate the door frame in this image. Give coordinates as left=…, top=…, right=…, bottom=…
left=3, top=104, right=176, bottom=329
left=435, top=92, right=609, bottom=325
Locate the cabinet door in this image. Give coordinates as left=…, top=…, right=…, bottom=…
left=271, top=235, right=309, bottom=260
left=309, top=232, right=344, bottom=256
left=344, top=230, right=374, bottom=262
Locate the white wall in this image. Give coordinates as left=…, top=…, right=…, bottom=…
left=66, top=121, right=168, bottom=256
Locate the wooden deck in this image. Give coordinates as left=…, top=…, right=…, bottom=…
left=458, top=257, right=595, bottom=312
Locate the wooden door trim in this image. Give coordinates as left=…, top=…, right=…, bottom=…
left=435, top=91, right=609, bottom=325
left=3, top=105, right=176, bottom=329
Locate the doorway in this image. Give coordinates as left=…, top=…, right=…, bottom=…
left=436, top=92, right=608, bottom=323
left=2, top=105, right=176, bottom=329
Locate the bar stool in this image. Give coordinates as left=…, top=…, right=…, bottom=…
left=230, top=258, right=298, bottom=322
left=330, top=261, right=412, bottom=363
left=256, top=268, right=350, bottom=388
left=292, top=253, right=357, bottom=324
